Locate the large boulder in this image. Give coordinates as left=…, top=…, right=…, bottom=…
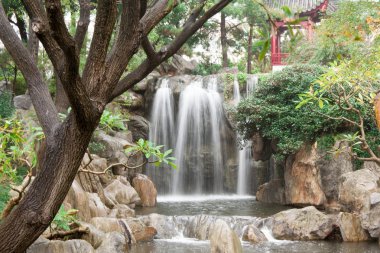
left=95, top=232, right=127, bottom=253
left=256, top=179, right=286, bottom=205
left=337, top=212, right=370, bottom=241
left=132, top=174, right=157, bottom=207
left=360, top=203, right=380, bottom=238
left=104, top=177, right=141, bottom=207
left=80, top=222, right=106, bottom=249
left=317, top=141, right=353, bottom=203
left=139, top=213, right=181, bottom=239
left=185, top=215, right=217, bottom=240
left=284, top=144, right=326, bottom=206
left=242, top=225, right=267, bottom=243
left=27, top=239, right=95, bottom=253
left=14, top=94, right=32, bottom=110
left=127, top=115, right=149, bottom=142
left=339, top=162, right=380, bottom=213
left=271, top=206, right=334, bottom=240
left=210, top=219, right=242, bottom=253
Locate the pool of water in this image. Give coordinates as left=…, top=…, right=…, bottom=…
left=136, top=195, right=289, bottom=217
left=130, top=239, right=380, bottom=253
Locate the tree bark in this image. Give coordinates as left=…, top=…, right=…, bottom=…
left=247, top=23, right=253, bottom=74
left=54, top=72, right=70, bottom=113
left=220, top=11, right=228, bottom=68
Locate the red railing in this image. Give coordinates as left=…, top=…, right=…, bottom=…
left=271, top=53, right=289, bottom=66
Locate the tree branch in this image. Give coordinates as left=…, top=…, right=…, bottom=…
left=45, top=226, right=89, bottom=240
left=74, top=0, right=91, bottom=52
left=110, top=0, right=233, bottom=101
left=0, top=2, right=59, bottom=136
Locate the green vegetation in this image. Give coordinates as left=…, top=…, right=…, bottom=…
left=0, top=90, right=14, bottom=118
left=51, top=205, right=78, bottom=231
left=126, top=139, right=177, bottom=169
left=237, top=64, right=345, bottom=157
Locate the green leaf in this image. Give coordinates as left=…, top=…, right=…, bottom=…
left=318, top=99, right=324, bottom=109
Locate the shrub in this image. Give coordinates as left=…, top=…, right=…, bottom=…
left=0, top=90, right=14, bottom=118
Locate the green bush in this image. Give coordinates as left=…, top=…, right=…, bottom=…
left=237, top=64, right=344, bottom=157
left=0, top=91, right=14, bottom=118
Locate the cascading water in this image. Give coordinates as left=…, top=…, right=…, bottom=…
left=236, top=75, right=258, bottom=195
left=147, top=79, right=176, bottom=194
left=233, top=76, right=241, bottom=105
left=173, top=78, right=226, bottom=194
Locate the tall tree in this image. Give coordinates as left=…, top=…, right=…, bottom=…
left=0, top=0, right=233, bottom=252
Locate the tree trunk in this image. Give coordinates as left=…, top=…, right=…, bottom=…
left=15, top=14, right=27, bottom=43
left=247, top=23, right=253, bottom=74
left=0, top=114, right=98, bottom=253
left=27, top=19, right=39, bottom=64
left=220, top=12, right=228, bottom=68
left=55, top=72, right=70, bottom=113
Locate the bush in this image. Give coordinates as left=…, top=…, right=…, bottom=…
left=0, top=91, right=14, bottom=118
left=237, top=64, right=344, bottom=157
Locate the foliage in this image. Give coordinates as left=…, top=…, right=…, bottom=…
left=0, top=184, right=9, bottom=215
left=0, top=90, right=14, bottom=118
left=237, top=64, right=346, bottom=157
left=51, top=205, right=78, bottom=231
left=0, top=115, right=44, bottom=183
left=288, top=1, right=380, bottom=65
left=88, top=141, right=106, bottom=154
left=297, top=47, right=380, bottom=162
left=125, top=139, right=177, bottom=169
left=99, top=110, right=128, bottom=132
left=192, top=62, right=222, bottom=76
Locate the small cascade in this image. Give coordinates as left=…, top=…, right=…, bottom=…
left=237, top=141, right=252, bottom=195
left=260, top=226, right=278, bottom=242
left=147, top=79, right=176, bottom=194
left=233, top=76, right=241, bottom=105
left=246, top=75, right=258, bottom=96
left=173, top=78, right=226, bottom=194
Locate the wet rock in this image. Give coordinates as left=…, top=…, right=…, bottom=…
left=317, top=141, right=353, bottom=202
left=210, top=219, right=243, bottom=253
left=360, top=203, right=380, bottom=238
left=139, top=213, right=181, bottom=239
left=242, top=225, right=267, bottom=243
left=256, top=179, right=286, bottom=205
left=109, top=204, right=135, bottom=218
left=127, top=218, right=157, bottom=242
left=94, top=131, right=133, bottom=159
left=80, top=222, right=106, bottom=249
left=337, top=212, right=370, bottom=241
left=284, top=144, right=326, bottom=206
left=271, top=206, right=334, bottom=240
left=104, top=177, right=140, bottom=206
left=14, top=94, right=32, bottom=110
left=339, top=162, right=380, bottom=212
left=27, top=239, right=95, bottom=253
left=132, top=174, right=157, bottom=207
left=185, top=215, right=217, bottom=240
left=95, top=232, right=127, bottom=253
left=127, top=115, right=149, bottom=142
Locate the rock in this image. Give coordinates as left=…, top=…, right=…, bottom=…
left=27, top=239, right=95, bottom=253
left=339, top=162, right=380, bottom=212
left=132, top=174, right=157, bottom=207
left=337, top=212, right=370, bottom=241
left=360, top=203, right=380, bottom=238
left=94, top=131, right=133, bottom=159
left=80, top=222, right=106, bottom=249
left=95, top=232, right=127, bottom=253
left=317, top=141, right=353, bottom=202
left=14, top=94, right=32, bottom=110
left=242, top=225, right=267, bottom=243
left=109, top=204, right=135, bottom=218
left=210, top=219, right=243, bottom=253
left=185, top=215, right=218, bottom=240
left=370, top=193, right=380, bottom=206
left=271, top=206, right=334, bottom=240
left=256, top=179, right=286, bottom=204
left=127, top=115, right=149, bottom=142
left=140, top=213, right=180, bottom=239
left=104, top=177, right=141, bottom=206
left=89, top=217, right=156, bottom=243
left=284, top=144, right=326, bottom=206
left=129, top=91, right=145, bottom=110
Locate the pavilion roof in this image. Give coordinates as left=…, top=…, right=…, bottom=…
left=264, top=0, right=337, bottom=15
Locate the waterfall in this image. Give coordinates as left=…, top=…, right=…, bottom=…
left=233, top=76, right=241, bottom=105
left=236, top=75, right=258, bottom=195
left=147, top=79, right=176, bottom=194
left=237, top=141, right=252, bottom=195
left=173, top=78, right=225, bottom=194
left=246, top=75, right=258, bottom=96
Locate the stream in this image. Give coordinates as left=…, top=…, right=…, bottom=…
left=132, top=196, right=379, bottom=253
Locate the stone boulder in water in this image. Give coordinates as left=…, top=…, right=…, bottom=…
left=132, top=174, right=157, bottom=207
left=104, top=177, right=140, bottom=207
left=256, top=179, right=286, bottom=205
left=27, top=238, right=95, bottom=253
left=271, top=206, right=334, bottom=240
left=210, top=219, right=242, bottom=253
left=242, top=225, right=267, bottom=243
left=337, top=212, right=370, bottom=241
left=94, top=232, right=127, bottom=253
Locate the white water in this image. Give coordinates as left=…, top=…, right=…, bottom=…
left=147, top=79, right=176, bottom=194
left=233, top=76, right=241, bottom=105
left=157, top=195, right=255, bottom=203
left=246, top=75, right=258, bottom=95
left=237, top=141, right=253, bottom=195
left=173, top=78, right=226, bottom=194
